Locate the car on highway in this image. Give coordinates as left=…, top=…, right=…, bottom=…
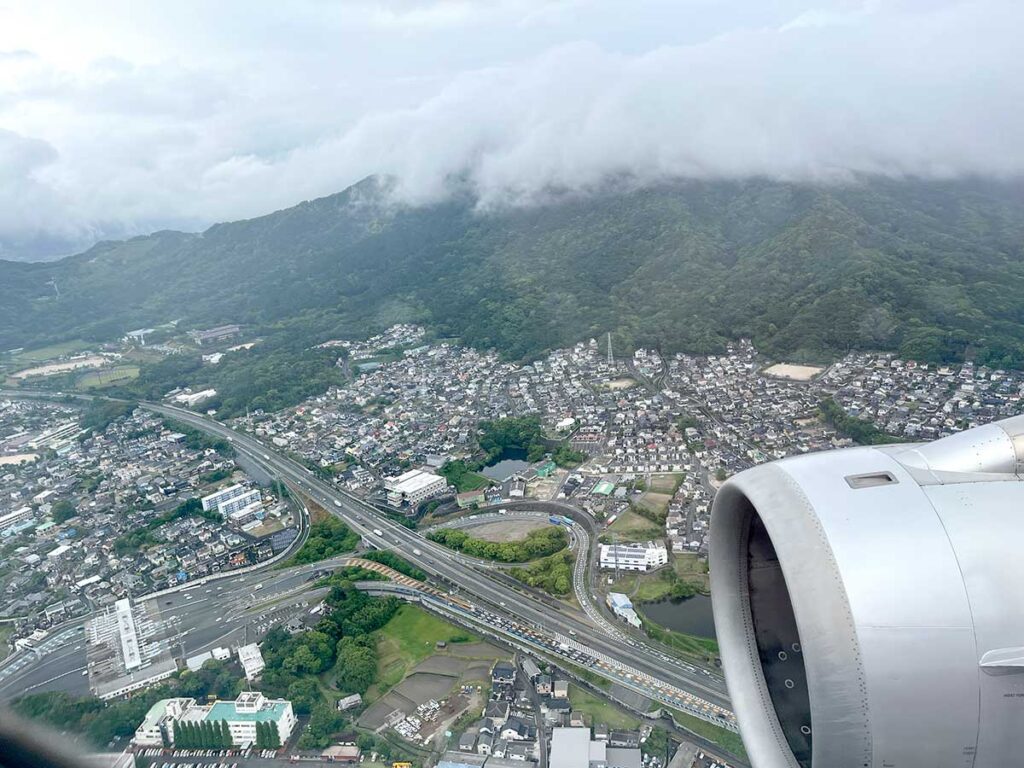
left=333, top=500, right=342, bottom=507
left=373, top=528, right=383, bottom=536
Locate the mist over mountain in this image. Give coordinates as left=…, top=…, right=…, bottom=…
left=4, top=175, right=1024, bottom=371
left=3, top=2, right=1024, bottom=261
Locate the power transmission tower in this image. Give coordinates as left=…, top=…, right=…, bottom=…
left=607, top=332, right=613, bottom=366
left=47, top=279, right=60, bottom=299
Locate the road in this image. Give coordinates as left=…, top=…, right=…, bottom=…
left=140, top=402, right=732, bottom=715
left=0, top=557, right=338, bottom=700
left=0, top=391, right=733, bottom=730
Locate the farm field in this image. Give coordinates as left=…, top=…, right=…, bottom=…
left=9, top=340, right=93, bottom=363
left=77, top=365, right=140, bottom=389
left=568, top=684, right=642, bottom=730
left=607, top=509, right=663, bottom=542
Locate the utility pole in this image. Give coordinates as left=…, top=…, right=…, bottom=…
left=612, top=530, right=620, bottom=581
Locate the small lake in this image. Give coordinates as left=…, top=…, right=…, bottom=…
left=639, top=593, right=717, bottom=639
left=481, top=449, right=531, bottom=481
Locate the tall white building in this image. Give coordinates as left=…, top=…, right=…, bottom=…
left=384, top=469, right=447, bottom=507
left=598, top=540, right=668, bottom=572
left=134, top=692, right=295, bottom=748
left=201, top=484, right=247, bottom=512
left=217, top=489, right=262, bottom=518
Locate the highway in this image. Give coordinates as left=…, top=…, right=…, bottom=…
left=0, top=556, right=338, bottom=700
left=140, top=402, right=733, bottom=715
left=0, top=391, right=732, bottom=727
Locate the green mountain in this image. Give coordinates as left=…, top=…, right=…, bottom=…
left=4, top=175, right=1024, bottom=393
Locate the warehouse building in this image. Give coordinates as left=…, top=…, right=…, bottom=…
left=598, top=540, right=668, bottom=572
left=384, top=469, right=448, bottom=507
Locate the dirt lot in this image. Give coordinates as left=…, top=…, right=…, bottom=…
left=414, top=656, right=468, bottom=675
left=468, top=517, right=551, bottom=542
left=763, top=363, right=824, bottom=381
left=446, top=641, right=505, bottom=659
left=360, top=671, right=456, bottom=730
left=359, top=641, right=508, bottom=730
left=606, top=377, right=637, bottom=390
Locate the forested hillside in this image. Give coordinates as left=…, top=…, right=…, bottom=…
left=4, top=176, right=1024, bottom=368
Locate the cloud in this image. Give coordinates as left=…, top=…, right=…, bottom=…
left=0, top=0, right=1022, bottom=258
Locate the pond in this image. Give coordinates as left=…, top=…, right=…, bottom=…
left=481, top=449, right=531, bottom=481
left=638, top=593, right=717, bottom=639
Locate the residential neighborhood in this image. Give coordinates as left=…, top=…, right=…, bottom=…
left=0, top=399, right=296, bottom=646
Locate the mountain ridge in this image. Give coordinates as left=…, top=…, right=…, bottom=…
left=3, top=175, right=1024, bottom=370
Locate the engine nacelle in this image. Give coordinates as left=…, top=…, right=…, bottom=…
left=710, top=415, right=1024, bottom=768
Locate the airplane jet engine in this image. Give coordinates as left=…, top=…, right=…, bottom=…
left=709, top=415, right=1024, bottom=768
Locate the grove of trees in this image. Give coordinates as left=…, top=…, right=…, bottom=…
left=427, top=525, right=567, bottom=563
left=284, top=517, right=359, bottom=566
left=511, top=550, right=574, bottom=595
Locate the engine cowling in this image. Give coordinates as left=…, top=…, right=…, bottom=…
left=710, top=415, right=1024, bottom=768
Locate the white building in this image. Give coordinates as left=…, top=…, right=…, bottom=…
left=134, top=692, right=295, bottom=748
left=598, top=540, right=668, bottom=572
left=606, top=592, right=642, bottom=628
left=237, top=643, right=265, bottom=681
left=549, top=727, right=641, bottom=768
left=228, top=501, right=263, bottom=526
left=549, top=728, right=604, bottom=768
left=201, top=484, right=247, bottom=512
left=217, top=489, right=262, bottom=518
left=171, top=389, right=218, bottom=407
left=0, top=506, right=33, bottom=533
left=384, top=469, right=447, bottom=507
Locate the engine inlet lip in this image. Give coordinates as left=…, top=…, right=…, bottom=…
left=710, top=463, right=873, bottom=768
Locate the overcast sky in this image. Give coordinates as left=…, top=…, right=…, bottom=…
left=1, top=0, right=1021, bottom=259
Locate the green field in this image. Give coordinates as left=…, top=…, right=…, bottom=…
left=646, top=473, right=683, bottom=493
left=11, top=340, right=92, bottom=363
left=372, top=604, right=479, bottom=691
left=608, top=509, right=663, bottom=542
left=77, top=365, right=140, bottom=389
left=666, top=707, right=747, bottom=762
left=641, top=619, right=719, bottom=661
left=672, top=552, right=710, bottom=591
left=452, top=471, right=491, bottom=492
left=568, top=684, right=642, bottom=730
left=635, top=492, right=672, bottom=518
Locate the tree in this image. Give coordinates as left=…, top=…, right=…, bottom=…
left=266, top=722, right=281, bottom=749
left=176, top=721, right=191, bottom=748
left=286, top=678, right=322, bottom=715
left=220, top=720, right=232, bottom=748
left=51, top=500, right=77, bottom=523
left=334, top=636, right=377, bottom=694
